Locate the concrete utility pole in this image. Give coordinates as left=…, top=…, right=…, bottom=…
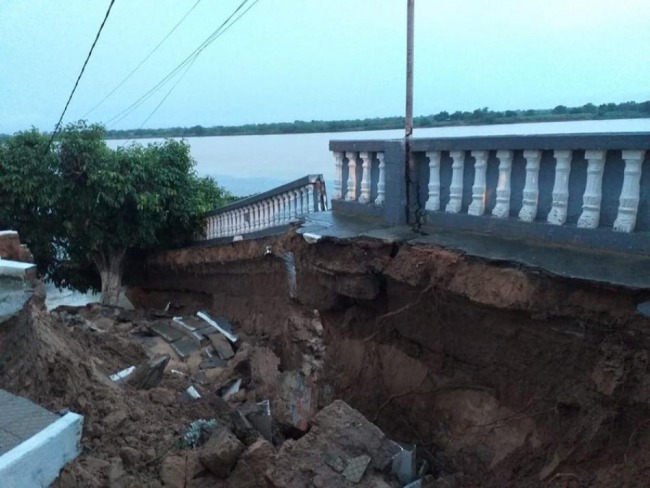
left=405, top=0, right=417, bottom=225
left=405, top=0, right=414, bottom=139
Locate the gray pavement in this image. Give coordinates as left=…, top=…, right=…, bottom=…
left=0, top=389, right=60, bottom=455
left=299, top=211, right=650, bottom=290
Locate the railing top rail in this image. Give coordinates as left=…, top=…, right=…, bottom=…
left=205, top=174, right=324, bottom=216
left=329, top=132, right=650, bottom=153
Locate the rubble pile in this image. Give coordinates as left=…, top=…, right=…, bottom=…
left=0, top=293, right=442, bottom=487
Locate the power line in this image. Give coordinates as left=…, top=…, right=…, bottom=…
left=131, top=0, right=260, bottom=131
left=48, top=0, right=117, bottom=146
left=81, top=0, right=202, bottom=119
left=105, top=0, right=256, bottom=128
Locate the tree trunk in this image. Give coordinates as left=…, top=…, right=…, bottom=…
left=94, top=249, right=126, bottom=306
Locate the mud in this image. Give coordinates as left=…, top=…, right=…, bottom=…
left=128, top=231, right=650, bottom=487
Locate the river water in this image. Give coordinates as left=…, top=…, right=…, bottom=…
left=107, top=118, right=650, bottom=196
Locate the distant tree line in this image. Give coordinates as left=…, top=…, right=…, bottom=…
left=1, top=100, right=648, bottom=142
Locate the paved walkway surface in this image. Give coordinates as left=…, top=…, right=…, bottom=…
left=0, top=389, right=60, bottom=456
left=299, top=211, right=650, bottom=290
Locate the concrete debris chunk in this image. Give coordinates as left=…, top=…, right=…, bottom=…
left=170, top=337, right=200, bottom=359
left=197, top=311, right=238, bottom=342
left=110, top=365, right=135, bottom=382
left=148, top=320, right=184, bottom=343
left=183, top=385, right=201, bottom=400
left=198, top=427, right=245, bottom=478
left=342, top=454, right=372, bottom=483
left=245, top=399, right=273, bottom=442
left=230, top=409, right=260, bottom=445
left=208, top=333, right=235, bottom=360
left=220, top=378, right=242, bottom=400
left=199, top=356, right=226, bottom=370
left=392, top=443, right=417, bottom=485
left=126, top=354, right=169, bottom=390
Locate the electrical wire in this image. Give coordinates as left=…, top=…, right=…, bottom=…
left=105, top=0, right=256, bottom=128
left=48, top=0, right=117, bottom=147
left=130, top=0, right=260, bottom=131
left=81, top=0, right=202, bottom=119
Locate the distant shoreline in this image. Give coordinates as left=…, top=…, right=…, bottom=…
left=2, top=101, right=648, bottom=142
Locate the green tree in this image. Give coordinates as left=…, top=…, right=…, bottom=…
left=0, top=122, right=232, bottom=305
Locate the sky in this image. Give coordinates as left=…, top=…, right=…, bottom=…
left=1, top=0, right=649, bottom=134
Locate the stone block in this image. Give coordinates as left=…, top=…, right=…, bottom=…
left=198, top=428, right=245, bottom=478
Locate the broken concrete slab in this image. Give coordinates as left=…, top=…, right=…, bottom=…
left=244, top=400, right=273, bottom=442
left=199, top=357, right=226, bottom=370
left=170, top=337, right=200, bottom=359
left=197, top=311, right=238, bottom=342
left=148, top=320, right=185, bottom=343
left=392, top=444, right=417, bottom=485
left=208, top=333, right=235, bottom=360
left=126, top=354, right=170, bottom=390
left=109, top=366, right=135, bottom=383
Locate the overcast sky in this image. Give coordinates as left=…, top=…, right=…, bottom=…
left=1, top=0, right=649, bottom=134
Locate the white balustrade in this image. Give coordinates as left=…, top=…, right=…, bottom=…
left=332, top=150, right=386, bottom=207
left=614, top=150, right=646, bottom=232
left=468, top=150, right=488, bottom=216
left=578, top=150, right=606, bottom=228
left=446, top=151, right=465, bottom=213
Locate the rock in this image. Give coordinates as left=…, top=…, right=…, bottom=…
left=160, top=452, right=203, bottom=488
left=127, top=354, right=170, bottom=389
left=274, top=370, right=315, bottom=432
left=198, top=428, right=245, bottom=478
left=149, top=387, right=177, bottom=406
left=108, top=457, right=126, bottom=488
left=103, top=410, right=127, bottom=430
left=208, top=333, right=235, bottom=360
left=226, top=439, right=275, bottom=488
left=119, top=446, right=141, bottom=467
left=267, top=400, right=394, bottom=488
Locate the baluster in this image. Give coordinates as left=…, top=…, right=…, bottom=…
left=492, top=150, right=513, bottom=218
left=333, top=152, right=344, bottom=200
left=223, top=213, right=229, bottom=236
left=255, top=204, right=262, bottom=230
left=374, top=152, right=386, bottom=205
left=446, top=151, right=465, bottom=213
left=547, top=150, right=573, bottom=225
left=468, top=150, right=488, bottom=216
left=307, top=185, right=315, bottom=212
left=248, top=206, right=255, bottom=232
left=272, top=196, right=280, bottom=225
left=267, top=201, right=273, bottom=227
left=280, top=193, right=288, bottom=225
left=215, top=216, right=221, bottom=237
left=345, top=152, right=358, bottom=201
left=358, top=152, right=372, bottom=203
left=232, top=211, right=238, bottom=235
left=518, top=150, right=542, bottom=222
left=577, top=150, right=606, bottom=228
left=614, top=150, right=645, bottom=232
left=425, top=151, right=441, bottom=211
left=206, top=218, right=212, bottom=239
left=301, top=187, right=309, bottom=214
left=228, top=212, right=234, bottom=235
